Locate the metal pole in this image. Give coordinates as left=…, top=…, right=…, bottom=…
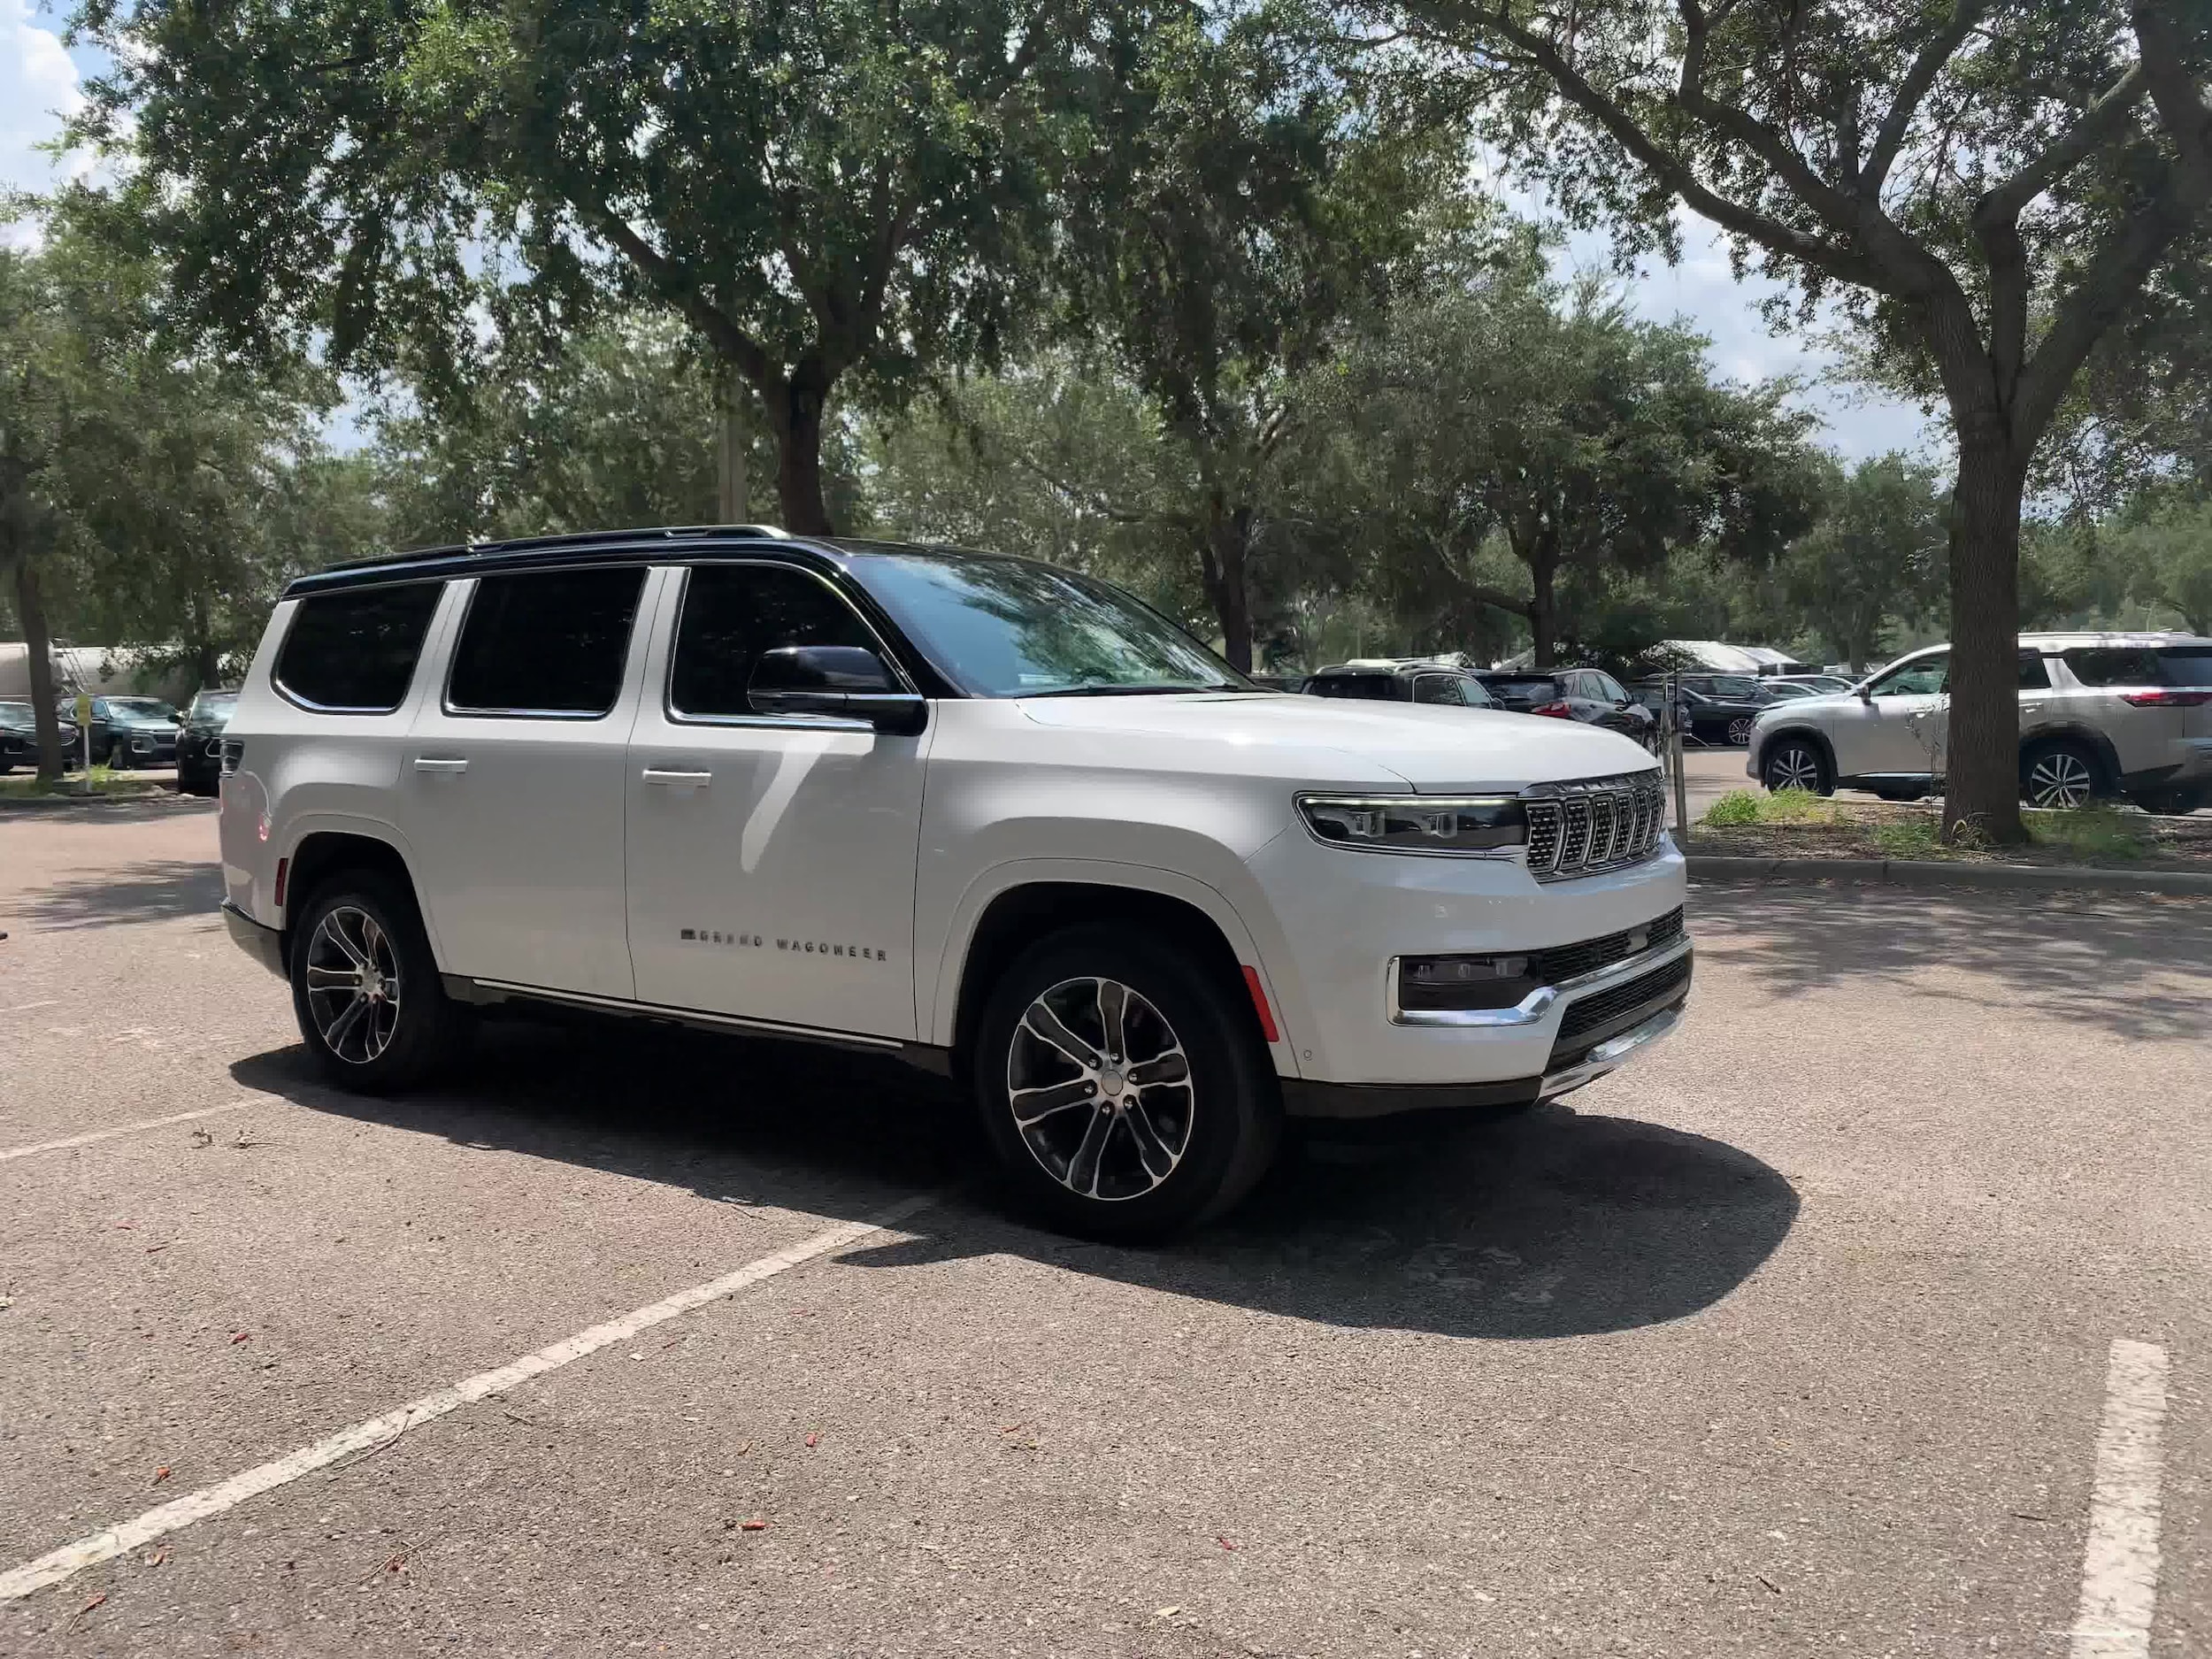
left=1668, top=668, right=1689, bottom=835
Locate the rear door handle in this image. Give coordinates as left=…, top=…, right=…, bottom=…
left=641, top=768, right=713, bottom=787
left=413, top=757, right=469, bottom=774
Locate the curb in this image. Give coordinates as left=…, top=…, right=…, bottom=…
left=0, top=789, right=193, bottom=812
left=1686, top=853, right=2212, bottom=896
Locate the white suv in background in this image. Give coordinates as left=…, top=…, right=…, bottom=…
left=1750, top=633, right=2212, bottom=813
left=218, top=527, right=1690, bottom=1236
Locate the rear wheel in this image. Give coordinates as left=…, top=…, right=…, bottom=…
left=288, top=872, right=465, bottom=1091
left=2021, top=740, right=2101, bottom=810
left=974, top=925, right=1280, bottom=1240
left=1760, top=737, right=1832, bottom=796
left=1725, top=717, right=1755, bottom=747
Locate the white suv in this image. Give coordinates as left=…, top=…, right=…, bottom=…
left=1749, top=633, right=2212, bottom=813
left=218, top=528, right=1690, bottom=1236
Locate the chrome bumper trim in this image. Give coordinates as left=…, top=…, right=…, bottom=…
left=1540, top=1005, right=1682, bottom=1099
left=1388, top=933, right=1694, bottom=1028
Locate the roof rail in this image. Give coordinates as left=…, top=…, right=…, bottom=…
left=321, top=522, right=796, bottom=574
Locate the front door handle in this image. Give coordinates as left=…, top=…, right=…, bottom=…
left=413, top=757, right=469, bottom=774
left=641, top=768, right=713, bottom=787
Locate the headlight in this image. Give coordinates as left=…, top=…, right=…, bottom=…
left=1298, top=794, right=1525, bottom=855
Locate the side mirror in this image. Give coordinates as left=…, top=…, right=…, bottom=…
left=171, top=711, right=186, bottom=726
left=749, top=645, right=926, bottom=736
left=1855, top=687, right=1873, bottom=702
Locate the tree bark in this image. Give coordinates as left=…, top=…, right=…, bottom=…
left=1198, top=495, right=1255, bottom=672
left=739, top=358, right=834, bottom=536
left=1942, top=425, right=2028, bottom=843
left=11, top=555, right=65, bottom=785
left=1529, top=538, right=1560, bottom=669
left=717, top=371, right=749, bottom=524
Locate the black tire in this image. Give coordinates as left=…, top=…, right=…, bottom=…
left=1725, top=716, right=1755, bottom=747
left=2020, top=738, right=2102, bottom=810
left=973, top=924, right=1282, bottom=1241
left=2131, top=787, right=2203, bottom=817
left=288, top=872, right=465, bottom=1092
left=1760, top=736, right=1832, bottom=795
left=1869, top=784, right=1927, bottom=803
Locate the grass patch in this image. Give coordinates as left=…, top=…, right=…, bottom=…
left=2026, top=803, right=2145, bottom=862
left=1872, top=818, right=1945, bottom=859
left=0, top=764, right=161, bottom=800
left=1701, top=787, right=1837, bottom=827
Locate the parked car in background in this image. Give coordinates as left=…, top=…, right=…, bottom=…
left=1631, top=674, right=1776, bottom=747
left=1303, top=657, right=1500, bottom=707
left=1765, top=673, right=1855, bottom=695
left=1749, top=633, right=2212, bottom=811
left=1472, top=668, right=1656, bottom=749
left=2, top=701, right=81, bottom=772
left=81, top=695, right=182, bottom=768
left=176, top=688, right=239, bottom=795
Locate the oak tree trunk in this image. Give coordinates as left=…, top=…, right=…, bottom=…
left=12, top=555, right=65, bottom=784
left=1942, top=428, right=2028, bottom=844
left=1529, top=541, right=1559, bottom=669
left=717, top=372, right=749, bottom=524
left=1197, top=496, right=1255, bottom=672
left=746, top=361, right=834, bottom=537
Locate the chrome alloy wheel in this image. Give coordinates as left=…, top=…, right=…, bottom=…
left=1767, top=744, right=1822, bottom=792
left=1005, top=977, right=1194, bottom=1202
left=2026, top=749, right=2093, bottom=809
left=1726, top=716, right=1755, bottom=746
left=303, top=905, right=403, bottom=1064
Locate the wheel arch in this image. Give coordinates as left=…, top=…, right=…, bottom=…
left=280, top=826, right=436, bottom=970
left=937, top=868, right=1292, bottom=1089
left=2018, top=723, right=2123, bottom=794
left=1755, top=724, right=1835, bottom=780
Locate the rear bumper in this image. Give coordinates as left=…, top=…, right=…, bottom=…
left=222, top=901, right=285, bottom=978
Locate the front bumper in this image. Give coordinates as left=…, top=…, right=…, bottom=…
left=222, top=901, right=285, bottom=977
left=114, top=732, right=179, bottom=764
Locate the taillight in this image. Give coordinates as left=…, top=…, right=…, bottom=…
left=1530, top=701, right=1573, bottom=718
left=2119, top=689, right=2212, bottom=707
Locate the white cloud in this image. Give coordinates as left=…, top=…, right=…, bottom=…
left=2, top=0, right=97, bottom=244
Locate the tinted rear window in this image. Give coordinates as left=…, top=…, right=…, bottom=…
left=1480, top=677, right=1559, bottom=703
left=2064, top=647, right=2212, bottom=687
left=1308, top=674, right=1397, bottom=700
left=276, top=584, right=444, bottom=713
left=449, top=567, right=647, bottom=716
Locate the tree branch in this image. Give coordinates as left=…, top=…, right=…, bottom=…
left=1435, top=4, right=1888, bottom=289
left=1974, top=65, right=2148, bottom=230
left=1863, top=0, right=1991, bottom=194
left=589, top=209, right=774, bottom=390
left=2131, top=0, right=2212, bottom=192
left=2011, top=165, right=2197, bottom=453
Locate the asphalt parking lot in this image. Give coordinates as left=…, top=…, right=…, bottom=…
left=2, top=799, right=2207, bottom=1657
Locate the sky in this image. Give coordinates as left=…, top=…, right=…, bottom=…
left=3, top=3, right=1944, bottom=467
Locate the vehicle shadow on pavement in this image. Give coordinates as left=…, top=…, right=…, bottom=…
left=7, top=858, right=227, bottom=931
left=1689, top=881, right=2212, bottom=1044
left=236, top=1014, right=1797, bottom=1344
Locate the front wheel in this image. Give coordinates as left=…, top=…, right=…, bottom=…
left=288, top=872, right=465, bottom=1092
left=974, top=925, right=1281, bottom=1240
left=1760, top=737, right=1832, bottom=796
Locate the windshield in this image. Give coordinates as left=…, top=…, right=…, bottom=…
left=192, top=693, right=238, bottom=718
left=852, top=553, right=1251, bottom=698
left=1703, top=676, right=1763, bottom=698
left=111, top=697, right=178, bottom=719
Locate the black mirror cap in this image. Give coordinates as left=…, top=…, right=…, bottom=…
left=747, top=645, right=927, bottom=736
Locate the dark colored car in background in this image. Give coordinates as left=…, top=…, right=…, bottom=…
left=0, top=701, right=82, bottom=772
left=1303, top=658, right=1500, bottom=707
left=175, top=689, right=239, bottom=795
left=1631, top=672, right=1778, bottom=747
left=83, top=695, right=183, bottom=769
left=1472, top=667, right=1657, bottom=749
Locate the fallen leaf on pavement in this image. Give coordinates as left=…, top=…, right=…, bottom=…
left=231, top=1332, right=250, bottom=1345
left=804, top=1432, right=819, bottom=1448
left=1216, top=1537, right=1239, bottom=1552
left=999, top=1423, right=1027, bottom=1434
left=113, top=1222, right=135, bottom=1231
left=145, top=1244, right=168, bottom=1254
left=69, top=1592, right=107, bottom=1626
left=1757, top=1574, right=1782, bottom=1594
left=146, top=1549, right=168, bottom=1567
left=740, top=1520, right=768, bottom=1532
left=151, top=1465, right=172, bottom=1485
left=1155, top=1605, right=1181, bottom=1618
left=189, top=1129, right=213, bottom=1148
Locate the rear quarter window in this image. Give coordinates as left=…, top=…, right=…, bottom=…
left=275, top=583, right=445, bottom=713
left=2065, top=647, right=2212, bottom=687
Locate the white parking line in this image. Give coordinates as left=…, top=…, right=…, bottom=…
left=0, top=1102, right=251, bottom=1164
left=2070, top=1338, right=2170, bottom=1659
left=0, top=1193, right=938, bottom=1601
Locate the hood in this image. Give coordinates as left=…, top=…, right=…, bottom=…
left=1016, top=692, right=1656, bottom=790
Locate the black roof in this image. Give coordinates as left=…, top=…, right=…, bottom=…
left=281, top=525, right=1020, bottom=599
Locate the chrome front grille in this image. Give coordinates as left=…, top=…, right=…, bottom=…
left=1523, top=773, right=1667, bottom=881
